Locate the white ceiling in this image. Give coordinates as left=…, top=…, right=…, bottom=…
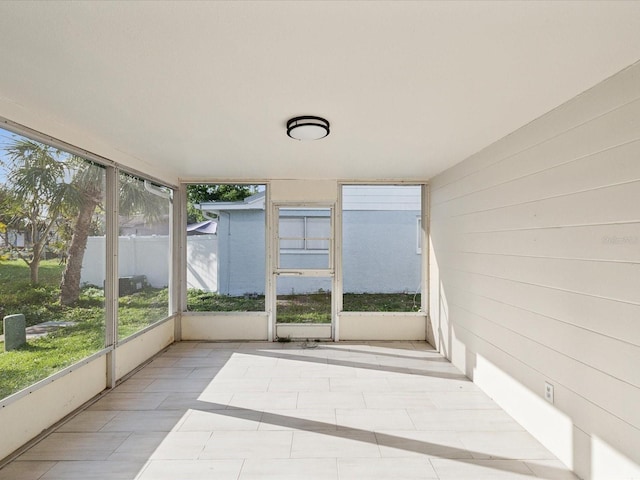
left=1, top=1, right=640, bottom=183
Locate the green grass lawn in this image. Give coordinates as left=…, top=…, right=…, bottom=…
left=0, top=260, right=168, bottom=399
left=188, top=290, right=421, bottom=323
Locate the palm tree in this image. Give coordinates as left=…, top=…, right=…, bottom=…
left=2, top=139, right=68, bottom=283
left=58, top=158, right=105, bottom=305
left=59, top=168, right=169, bottom=305
left=2, top=136, right=168, bottom=303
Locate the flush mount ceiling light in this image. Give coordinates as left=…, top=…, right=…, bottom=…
left=286, top=116, right=330, bottom=141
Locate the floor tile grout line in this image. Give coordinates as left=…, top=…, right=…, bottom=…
left=236, top=458, right=246, bottom=480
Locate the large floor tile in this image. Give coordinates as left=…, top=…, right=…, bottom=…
left=226, top=392, right=298, bottom=410
left=136, top=459, right=243, bottom=480
left=142, top=378, right=212, bottom=393
left=297, top=392, right=365, bottom=409
left=427, top=391, right=501, bottom=410
left=19, top=433, right=130, bottom=461
left=200, top=431, right=293, bottom=459
left=40, top=460, right=144, bottom=480
left=429, top=458, right=536, bottom=479
left=524, top=460, right=581, bottom=479
left=204, top=378, right=271, bottom=393
left=407, top=408, right=524, bottom=432
left=172, top=357, right=227, bottom=368
left=115, top=378, right=156, bottom=393
left=87, top=392, right=169, bottom=411
left=155, top=392, right=231, bottom=411
left=132, top=367, right=195, bottom=379
left=290, top=430, right=380, bottom=458
left=0, top=461, right=56, bottom=480
left=336, top=408, right=415, bottom=431
left=239, top=458, right=338, bottom=480
left=268, top=377, right=331, bottom=392
left=259, top=409, right=337, bottom=431
left=329, top=377, right=391, bottom=392
left=188, top=367, right=230, bottom=378
left=338, top=457, right=438, bottom=479
left=386, top=374, right=478, bottom=392
left=57, top=411, right=119, bottom=432
left=149, top=432, right=212, bottom=460
left=177, top=408, right=262, bottom=431
left=363, top=392, right=438, bottom=409
left=376, top=430, right=473, bottom=459
left=108, top=432, right=167, bottom=461
left=100, top=410, right=187, bottom=432
left=458, top=431, right=556, bottom=460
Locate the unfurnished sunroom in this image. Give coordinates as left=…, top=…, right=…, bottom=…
left=0, top=2, right=639, bottom=479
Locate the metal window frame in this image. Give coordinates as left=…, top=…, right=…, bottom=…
left=0, top=117, right=178, bottom=397
left=337, top=182, right=428, bottom=318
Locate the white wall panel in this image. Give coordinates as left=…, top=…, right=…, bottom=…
left=432, top=181, right=640, bottom=232
left=181, top=313, right=269, bottom=341
left=339, top=313, right=427, bottom=341
left=429, top=62, right=640, bottom=478
left=115, top=319, right=175, bottom=380
left=440, top=269, right=640, bottom=346
left=446, top=285, right=639, bottom=387
left=433, top=100, right=640, bottom=205
left=270, top=180, right=337, bottom=203
left=275, top=324, right=332, bottom=340
left=0, top=356, right=107, bottom=461
left=438, top=252, right=639, bottom=303
left=432, top=63, right=640, bottom=191
left=449, top=223, right=640, bottom=262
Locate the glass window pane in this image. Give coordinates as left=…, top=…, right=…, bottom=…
left=342, top=185, right=422, bottom=312
left=306, top=217, right=330, bottom=250
left=279, top=217, right=305, bottom=249
left=118, top=173, right=171, bottom=339
left=0, top=128, right=105, bottom=400
left=185, top=184, right=265, bottom=312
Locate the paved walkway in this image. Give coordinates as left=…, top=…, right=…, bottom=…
left=0, top=321, right=76, bottom=344
left=0, top=341, right=579, bottom=479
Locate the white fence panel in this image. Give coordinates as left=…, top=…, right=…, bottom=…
left=82, top=235, right=217, bottom=291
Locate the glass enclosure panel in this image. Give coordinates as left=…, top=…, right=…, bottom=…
left=342, top=185, right=422, bottom=312
left=0, top=127, right=105, bottom=400
left=118, top=172, right=171, bottom=339
left=185, top=184, right=265, bottom=312
left=276, top=276, right=332, bottom=324
left=278, top=207, right=331, bottom=270
left=306, top=217, right=331, bottom=250
left=279, top=217, right=305, bottom=249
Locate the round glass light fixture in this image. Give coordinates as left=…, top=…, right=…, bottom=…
left=287, top=116, right=330, bottom=141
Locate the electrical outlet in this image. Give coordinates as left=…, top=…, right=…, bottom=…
left=545, top=382, right=554, bottom=404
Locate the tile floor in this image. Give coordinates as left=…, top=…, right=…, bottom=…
left=0, top=341, right=580, bottom=479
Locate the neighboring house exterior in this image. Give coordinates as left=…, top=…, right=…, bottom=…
left=199, top=186, right=422, bottom=296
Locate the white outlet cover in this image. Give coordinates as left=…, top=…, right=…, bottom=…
left=545, top=382, right=554, bottom=404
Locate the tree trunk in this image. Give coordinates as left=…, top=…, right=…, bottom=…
left=60, top=197, right=100, bottom=306
left=29, top=257, right=39, bottom=284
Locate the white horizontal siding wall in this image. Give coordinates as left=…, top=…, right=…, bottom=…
left=429, top=62, right=640, bottom=479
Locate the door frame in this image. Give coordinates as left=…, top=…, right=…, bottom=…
left=268, top=202, right=337, bottom=341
